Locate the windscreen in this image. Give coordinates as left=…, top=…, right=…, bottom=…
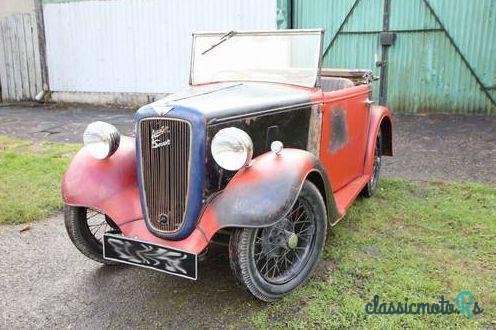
left=190, top=31, right=322, bottom=88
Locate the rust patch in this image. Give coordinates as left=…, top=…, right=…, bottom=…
left=307, top=104, right=322, bottom=156
left=329, top=107, right=348, bottom=153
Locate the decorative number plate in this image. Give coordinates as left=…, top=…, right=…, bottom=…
left=103, top=233, right=197, bottom=280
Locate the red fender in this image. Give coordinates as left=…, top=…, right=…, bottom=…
left=364, top=105, right=393, bottom=178
left=62, top=144, right=337, bottom=255
left=198, top=149, right=338, bottom=241
left=121, top=149, right=337, bottom=254
left=61, top=136, right=142, bottom=226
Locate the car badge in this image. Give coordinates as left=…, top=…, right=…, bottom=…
left=151, top=125, right=171, bottom=149
left=159, top=212, right=169, bottom=224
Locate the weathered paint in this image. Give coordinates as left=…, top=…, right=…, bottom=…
left=42, top=0, right=277, bottom=94
left=320, top=85, right=371, bottom=191
left=61, top=136, right=142, bottom=226
left=0, top=9, right=44, bottom=101
left=62, top=81, right=391, bottom=254
left=205, top=150, right=329, bottom=230
left=288, top=0, right=496, bottom=114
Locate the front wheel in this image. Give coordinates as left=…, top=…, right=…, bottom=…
left=64, top=205, right=120, bottom=265
left=229, top=181, right=327, bottom=302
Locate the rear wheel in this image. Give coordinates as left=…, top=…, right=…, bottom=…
left=362, top=130, right=383, bottom=197
left=229, top=181, right=327, bottom=301
left=64, top=205, right=120, bottom=265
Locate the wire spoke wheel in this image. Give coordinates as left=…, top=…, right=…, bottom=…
left=85, top=209, right=117, bottom=245
left=253, top=199, right=316, bottom=284
left=370, top=131, right=382, bottom=188
left=64, top=205, right=120, bottom=265
left=363, top=131, right=383, bottom=197
left=229, top=181, right=327, bottom=301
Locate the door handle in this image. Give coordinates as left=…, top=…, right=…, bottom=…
left=365, top=99, right=375, bottom=105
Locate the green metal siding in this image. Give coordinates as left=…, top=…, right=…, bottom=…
left=327, top=34, right=382, bottom=101
left=386, top=32, right=493, bottom=113
left=341, top=0, right=383, bottom=32
left=286, top=0, right=496, bottom=114
left=390, top=0, right=438, bottom=30
left=293, top=0, right=358, bottom=50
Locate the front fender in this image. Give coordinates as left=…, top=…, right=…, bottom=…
left=61, top=136, right=142, bottom=225
left=198, top=149, right=339, bottom=240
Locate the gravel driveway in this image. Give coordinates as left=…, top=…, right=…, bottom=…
left=0, top=214, right=258, bottom=328
left=0, top=104, right=495, bottom=328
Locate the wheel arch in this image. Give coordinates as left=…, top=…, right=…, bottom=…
left=380, top=115, right=393, bottom=156
left=305, top=168, right=339, bottom=223
left=197, top=149, right=340, bottom=240
left=364, top=106, right=393, bottom=177
left=61, top=136, right=143, bottom=226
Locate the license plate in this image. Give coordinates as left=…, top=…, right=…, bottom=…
left=103, top=233, right=197, bottom=280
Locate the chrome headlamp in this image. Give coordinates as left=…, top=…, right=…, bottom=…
left=83, top=121, right=120, bottom=160
left=211, top=127, right=253, bottom=171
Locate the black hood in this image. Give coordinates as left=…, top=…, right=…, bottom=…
left=148, top=82, right=314, bottom=122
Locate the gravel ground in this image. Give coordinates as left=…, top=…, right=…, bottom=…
left=382, top=113, right=496, bottom=184
left=0, top=104, right=495, bottom=328
left=0, top=214, right=258, bottom=328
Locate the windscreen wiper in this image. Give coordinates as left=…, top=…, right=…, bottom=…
left=201, top=31, right=236, bottom=55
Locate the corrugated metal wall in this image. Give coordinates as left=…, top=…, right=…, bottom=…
left=290, top=0, right=496, bottom=114
left=42, top=0, right=277, bottom=94
left=0, top=9, right=44, bottom=101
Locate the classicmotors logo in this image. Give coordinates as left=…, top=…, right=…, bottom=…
left=365, top=291, right=484, bottom=319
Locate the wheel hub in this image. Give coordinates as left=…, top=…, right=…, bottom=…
left=253, top=200, right=316, bottom=285
left=260, top=218, right=298, bottom=256
left=287, top=233, right=298, bottom=249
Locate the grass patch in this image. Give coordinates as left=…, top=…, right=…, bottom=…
left=0, top=135, right=80, bottom=224
left=253, top=179, right=496, bottom=328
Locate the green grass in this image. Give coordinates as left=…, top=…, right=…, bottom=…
left=252, top=179, right=496, bottom=329
left=0, top=135, right=80, bottom=224
left=1, top=135, right=495, bottom=327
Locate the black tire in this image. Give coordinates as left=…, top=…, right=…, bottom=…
left=64, top=205, right=120, bottom=265
left=362, top=130, right=383, bottom=198
left=229, top=181, right=327, bottom=302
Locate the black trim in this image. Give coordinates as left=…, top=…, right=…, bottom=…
left=205, top=106, right=312, bottom=194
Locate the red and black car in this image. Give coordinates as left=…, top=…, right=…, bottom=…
left=62, top=30, right=392, bottom=301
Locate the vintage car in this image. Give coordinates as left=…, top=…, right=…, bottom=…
left=62, top=30, right=392, bottom=301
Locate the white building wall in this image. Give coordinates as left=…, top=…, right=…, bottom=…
left=43, top=0, right=277, bottom=94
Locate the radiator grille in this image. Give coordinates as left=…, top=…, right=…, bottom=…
left=139, top=118, right=191, bottom=233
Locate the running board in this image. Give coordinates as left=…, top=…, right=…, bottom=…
left=331, top=175, right=370, bottom=225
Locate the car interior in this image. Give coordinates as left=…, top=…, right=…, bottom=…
left=320, top=68, right=375, bottom=93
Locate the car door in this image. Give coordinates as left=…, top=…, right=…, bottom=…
left=319, top=85, right=370, bottom=192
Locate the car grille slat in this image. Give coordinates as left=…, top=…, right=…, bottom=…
left=139, top=118, right=190, bottom=233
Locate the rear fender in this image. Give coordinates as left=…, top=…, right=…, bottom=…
left=364, top=105, right=393, bottom=177
left=61, top=136, right=142, bottom=225
left=198, top=149, right=339, bottom=240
